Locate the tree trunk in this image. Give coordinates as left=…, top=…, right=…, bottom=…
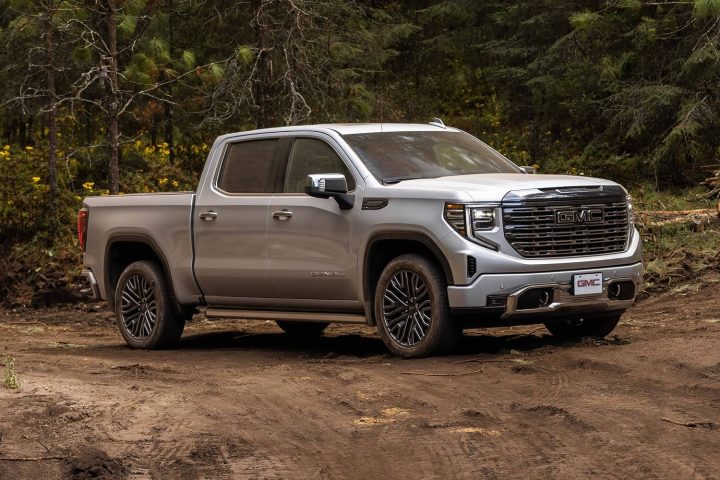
left=253, top=0, right=273, bottom=129
left=164, top=100, right=174, bottom=164
left=164, top=0, right=175, bottom=164
left=151, top=113, right=158, bottom=147
left=105, top=0, right=120, bottom=195
left=45, top=3, right=59, bottom=233
left=18, top=114, right=26, bottom=147
left=529, top=88, right=545, bottom=166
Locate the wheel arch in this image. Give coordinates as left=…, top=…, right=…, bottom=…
left=363, top=231, right=454, bottom=326
left=104, top=234, right=180, bottom=313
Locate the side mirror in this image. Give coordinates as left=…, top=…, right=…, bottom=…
left=519, top=165, right=536, bottom=174
left=305, top=174, right=354, bottom=210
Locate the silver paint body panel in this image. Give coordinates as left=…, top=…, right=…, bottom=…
left=82, top=123, right=642, bottom=323
left=447, top=262, right=642, bottom=313
left=82, top=192, right=199, bottom=304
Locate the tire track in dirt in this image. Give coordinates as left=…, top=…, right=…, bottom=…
left=2, top=289, right=720, bottom=479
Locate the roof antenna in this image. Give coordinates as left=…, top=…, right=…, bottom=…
left=429, top=117, right=446, bottom=128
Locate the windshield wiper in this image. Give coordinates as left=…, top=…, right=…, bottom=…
left=382, top=175, right=424, bottom=185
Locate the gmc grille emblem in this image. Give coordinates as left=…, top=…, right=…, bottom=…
left=555, top=208, right=604, bottom=224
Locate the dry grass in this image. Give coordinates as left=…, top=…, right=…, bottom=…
left=3, top=355, right=20, bottom=390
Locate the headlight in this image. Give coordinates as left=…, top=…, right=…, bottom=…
left=470, top=207, right=494, bottom=230
left=443, top=202, right=499, bottom=250
left=626, top=193, right=635, bottom=236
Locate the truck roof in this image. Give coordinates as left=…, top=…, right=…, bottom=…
left=217, top=123, right=462, bottom=140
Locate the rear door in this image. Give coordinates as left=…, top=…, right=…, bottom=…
left=193, top=136, right=289, bottom=306
left=268, top=135, right=360, bottom=302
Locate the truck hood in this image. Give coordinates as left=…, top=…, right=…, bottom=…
left=382, top=173, right=623, bottom=202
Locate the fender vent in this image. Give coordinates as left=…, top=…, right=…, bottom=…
left=466, top=256, right=477, bottom=278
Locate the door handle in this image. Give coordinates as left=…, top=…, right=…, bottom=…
left=199, top=211, right=218, bottom=221
left=272, top=209, right=293, bottom=220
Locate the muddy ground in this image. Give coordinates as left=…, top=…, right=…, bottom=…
left=1, top=282, right=719, bottom=480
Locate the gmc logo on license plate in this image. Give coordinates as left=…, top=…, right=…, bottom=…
left=576, top=278, right=600, bottom=288
left=555, top=208, right=603, bottom=224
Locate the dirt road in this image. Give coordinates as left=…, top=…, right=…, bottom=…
left=1, top=283, right=719, bottom=480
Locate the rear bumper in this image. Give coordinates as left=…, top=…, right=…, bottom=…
left=80, top=269, right=101, bottom=301
left=447, top=262, right=642, bottom=322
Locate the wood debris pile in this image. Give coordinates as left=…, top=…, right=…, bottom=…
left=703, top=168, right=720, bottom=198
left=636, top=206, right=720, bottom=232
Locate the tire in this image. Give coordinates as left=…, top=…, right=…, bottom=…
left=114, top=261, right=185, bottom=349
left=544, top=311, right=623, bottom=341
left=374, top=254, right=460, bottom=358
left=276, top=321, right=329, bottom=336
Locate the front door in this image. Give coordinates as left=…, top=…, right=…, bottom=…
left=268, top=136, right=360, bottom=302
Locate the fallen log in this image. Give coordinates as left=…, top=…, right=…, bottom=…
left=636, top=208, right=719, bottom=232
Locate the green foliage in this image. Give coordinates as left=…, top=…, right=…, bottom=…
left=124, top=53, right=157, bottom=84
left=209, top=63, right=225, bottom=82
left=0, top=0, right=719, bottom=303
left=181, top=50, right=196, bottom=69
left=3, top=355, right=20, bottom=390
left=148, top=37, right=171, bottom=64
left=631, top=183, right=715, bottom=211
left=117, top=14, right=137, bottom=36
left=235, top=46, right=253, bottom=65
left=0, top=144, right=73, bottom=244
left=694, top=0, right=720, bottom=18
left=569, top=11, right=600, bottom=30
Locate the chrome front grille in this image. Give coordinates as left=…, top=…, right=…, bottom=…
left=502, top=200, right=629, bottom=258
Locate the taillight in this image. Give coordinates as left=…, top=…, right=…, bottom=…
left=78, top=208, right=89, bottom=251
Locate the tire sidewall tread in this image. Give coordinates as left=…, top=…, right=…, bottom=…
left=114, top=261, right=184, bottom=349
left=374, top=254, right=459, bottom=358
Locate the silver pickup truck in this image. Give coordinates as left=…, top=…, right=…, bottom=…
left=79, top=122, right=642, bottom=357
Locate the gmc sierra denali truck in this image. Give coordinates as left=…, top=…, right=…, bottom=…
left=79, top=122, right=642, bottom=357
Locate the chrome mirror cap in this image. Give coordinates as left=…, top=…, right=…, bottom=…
left=305, top=174, right=354, bottom=210
left=305, top=173, right=349, bottom=196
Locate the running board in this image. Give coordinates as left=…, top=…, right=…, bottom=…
left=204, top=308, right=366, bottom=324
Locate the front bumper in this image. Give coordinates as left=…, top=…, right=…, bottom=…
left=447, top=262, right=642, bottom=321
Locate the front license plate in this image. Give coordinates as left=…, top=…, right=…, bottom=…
left=573, top=273, right=603, bottom=295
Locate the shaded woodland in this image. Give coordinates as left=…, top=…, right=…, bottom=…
left=0, top=0, right=719, bottom=303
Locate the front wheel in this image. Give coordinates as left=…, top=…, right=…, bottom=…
left=114, top=261, right=185, bottom=349
left=544, top=311, right=623, bottom=341
left=375, top=254, right=460, bottom=358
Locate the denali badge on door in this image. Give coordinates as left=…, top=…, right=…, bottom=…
left=573, top=273, right=603, bottom=295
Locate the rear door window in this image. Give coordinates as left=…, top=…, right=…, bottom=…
left=217, top=139, right=280, bottom=193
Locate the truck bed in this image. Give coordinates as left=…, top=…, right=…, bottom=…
left=83, top=192, right=201, bottom=305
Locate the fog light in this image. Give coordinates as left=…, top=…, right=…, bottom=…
left=538, top=289, right=551, bottom=307
left=517, top=288, right=555, bottom=310
left=487, top=295, right=507, bottom=307
left=608, top=281, right=635, bottom=300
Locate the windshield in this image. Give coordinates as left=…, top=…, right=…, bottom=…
left=342, top=131, right=521, bottom=183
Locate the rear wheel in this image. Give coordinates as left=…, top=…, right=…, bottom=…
left=276, top=321, right=329, bottom=336
left=114, top=261, right=185, bottom=349
left=544, top=311, right=623, bottom=341
left=375, top=254, right=460, bottom=358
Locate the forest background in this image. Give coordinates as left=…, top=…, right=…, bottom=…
left=1, top=0, right=719, bottom=306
